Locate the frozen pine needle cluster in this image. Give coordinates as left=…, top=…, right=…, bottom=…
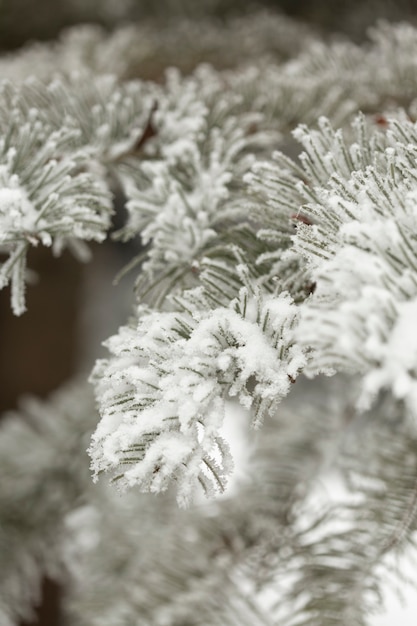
left=3, top=5, right=417, bottom=625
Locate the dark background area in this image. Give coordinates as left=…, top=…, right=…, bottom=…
left=1, top=0, right=417, bottom=51
left=1, top=0, right=417, bottom=624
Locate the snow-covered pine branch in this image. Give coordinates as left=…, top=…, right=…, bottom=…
left=4, top=7, right=417, bottom=626
left=0, top=74, right=156, bottom=313
left=89, top=289, right=305, bottom=504
left=250, top=113, right=417, bottom=416
left=0, top=116, right=112, bottom=315
left=114, top=66, right=281, bottom=305
left=88, top=25, right=417, bottom=504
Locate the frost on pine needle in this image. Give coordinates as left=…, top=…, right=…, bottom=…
left=249, top=112, right=417, bottom=415
left=114, top=67, right=279, bottom=305
left=39, top=74, right=157, bottom=165
left=0, top=74, right=159, bottom=314
left=89, top=290, right=305, bottom=505
left=0, top=118, right=112, bottom=314
left=0, top=74, right=157, bottom=171
left=6, top=9, right=417, bottom=626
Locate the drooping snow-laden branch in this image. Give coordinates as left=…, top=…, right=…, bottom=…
left=89, top=290, right=305, bottom=505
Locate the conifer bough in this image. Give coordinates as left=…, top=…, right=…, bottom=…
left=2, top=10, right=417, bottom=626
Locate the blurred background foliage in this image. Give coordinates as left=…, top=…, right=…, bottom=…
left=2, top=0, right=417, bottom=51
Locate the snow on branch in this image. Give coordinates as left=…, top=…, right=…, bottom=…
left=250, top=112, right=417, bottom=415
left=89, top=290, right=305, bottom=505
left=113, top=66, right=279, bottom=306
left=0, top=119, right=112, bottom=314
left=0, top=74, right=156, bottom=314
